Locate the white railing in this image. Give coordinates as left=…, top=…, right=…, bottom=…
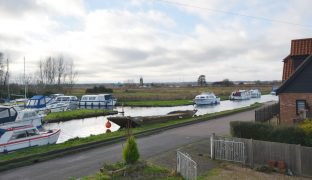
left=177, top=151, right=197, bottom=180
left=210, top=134, right=246, bottom=163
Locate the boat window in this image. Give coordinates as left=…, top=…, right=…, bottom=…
left=71, top=97, right=77, bottom=101
left=27, top=100, right=38, bottom=106
left=63, top=97, right=70, bottom=101
left=0, top=109, right=9, bottom=118
left=26, top=129, right=38, bottom=136
left=10, top=131, right=27, bottom=140
left=9, top=108, right=17, bottom=117
left=0, top=129, right=5, bottom=137
left=39, top=98, right=45, bottom=105
left=104, top=95, right=112, bottom=100
left=82, top=97, right=87, bottom=100
left=89, top=97, right=96, bottom=100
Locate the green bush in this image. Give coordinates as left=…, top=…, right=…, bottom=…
left=123, top=136, right=140, bottom=164
left=299, top=120, right=312, bottom=146
left=230, top=121, right=307, bottom=146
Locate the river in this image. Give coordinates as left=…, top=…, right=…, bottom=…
left=44, top=95, right=278, bottom=143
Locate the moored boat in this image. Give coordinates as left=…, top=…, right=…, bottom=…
left=108, top=110, right=197, bottom=128
left=0, top=106, right=43, bottom=128
left=250, top=89, right=261, bottom=98
left=194, top=92, right=220, bottom=105
left=229, top=90, right=251, bottom=100
left=79, top=94, right=117, bottom=107
left=54, top=96, right=79, bottom=110
left=0, top=125, right=60, bottom=153
left=25, top=95, right=67, bottom=115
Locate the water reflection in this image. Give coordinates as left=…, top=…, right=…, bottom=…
left=44, top=95, right=278, bottom=143
left=44, top=116, right=120, bottom=143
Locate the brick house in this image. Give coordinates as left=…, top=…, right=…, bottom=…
left=276, top=38, right=312, bottom=124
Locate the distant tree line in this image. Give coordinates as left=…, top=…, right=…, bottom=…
left=0, top=52, right=78, bottom=99
left=212, top=79, right=234, bottom=87
left=85, top=85, right=113, bottom=93
left=0, top=53, right=9, bottom=98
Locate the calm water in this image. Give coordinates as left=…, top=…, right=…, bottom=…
left=44, top=95, right=278, bottom=143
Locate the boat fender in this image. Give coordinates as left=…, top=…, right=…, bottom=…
left=106, top=120, right=112, bottom=128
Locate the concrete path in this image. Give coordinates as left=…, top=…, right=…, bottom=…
left=0, top=107, right=257, bottom=180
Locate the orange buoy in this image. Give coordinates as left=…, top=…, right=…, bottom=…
left=106, top=120, right=112, bottom=128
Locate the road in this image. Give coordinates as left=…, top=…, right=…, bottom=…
left=0, top=108, right=256, bottom=180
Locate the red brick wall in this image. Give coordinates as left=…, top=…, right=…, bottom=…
left=279, top=93, right=312, bottom=124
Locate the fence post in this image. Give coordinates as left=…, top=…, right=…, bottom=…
left=295, top=144, right=302, bottom=176
left=250, top=138, right=254, bottom=168
left=210, top=133, right=215, bottom=160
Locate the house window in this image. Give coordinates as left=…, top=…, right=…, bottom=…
left=296, top=100, right=306, bottom=115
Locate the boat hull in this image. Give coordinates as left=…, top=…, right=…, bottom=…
left=79, top=100, right=117, bottom=107
left=108, top=110, right=197, bottom=128
left=194, top=98, right=220, bottom=105
left=0, top=129, right=60, bottom=153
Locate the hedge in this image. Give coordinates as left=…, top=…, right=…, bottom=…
left=230, top=121, right=309, bottom=146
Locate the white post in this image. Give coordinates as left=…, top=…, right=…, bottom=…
left=210, top=133, right=215, bottom=159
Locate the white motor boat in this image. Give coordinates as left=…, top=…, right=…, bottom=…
left=194, top=92, right=220, bottom=105
left=26, top=95, right=67, bottom=115
left=229, top=90, right=251, bottom=100
left=0, top=125, right=60, bottom=153
left=250, top=89, right=261, bottom=98
left=79, top=94, right=117, bottom=107
left=0, top=106, right=43, bottom=128
left=54, top=96, right=78, bottom=110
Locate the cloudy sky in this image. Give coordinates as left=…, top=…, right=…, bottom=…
left=1, top=0, right=312, bottom=83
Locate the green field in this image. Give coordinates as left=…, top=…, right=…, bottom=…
left=70, top=85, right=272, bottom=107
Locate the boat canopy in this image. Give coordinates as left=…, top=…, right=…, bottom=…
left=26, top=95, right=52, bottom=109
left=0, top=106, right=17, bottom=124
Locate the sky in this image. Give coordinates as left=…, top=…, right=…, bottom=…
left=1, top=0, right=312, bottom=83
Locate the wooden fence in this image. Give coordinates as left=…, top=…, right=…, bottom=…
left=255, top=103, right=279, bottom=122
left=210, top=135, right=312, bottom=177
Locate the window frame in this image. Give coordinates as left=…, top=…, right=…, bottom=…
left=296, top=100, right=306, bottom=115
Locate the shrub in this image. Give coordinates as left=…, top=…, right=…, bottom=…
left=299, top=119, right=312, bottom=146
left=230, top=121, right=307, bottom=146
left=123, top=136, right=140, bottom=164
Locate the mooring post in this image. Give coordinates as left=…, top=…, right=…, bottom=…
left=210, top=133, right=215, bottom=159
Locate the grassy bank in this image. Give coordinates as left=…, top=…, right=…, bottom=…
left=44, top=109, right=118, bottom=123
left=0, top=103, right=262, bottom=168
left=118, top=99, right=194, bottom=107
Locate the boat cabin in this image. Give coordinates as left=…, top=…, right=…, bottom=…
left=55, top=96, right=78, bottom=103
left=0, top=106, right=17, bottom=124
left=79, top=94, right=117, bottom=106
left=26, top=95, right=52, bottom=109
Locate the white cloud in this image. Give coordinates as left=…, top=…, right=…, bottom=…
left=0, top=0, right=312, bottom=83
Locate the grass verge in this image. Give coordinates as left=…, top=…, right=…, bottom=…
left=44, top=109, right=118, bottom=123
left=79, top=161, right=182, bottom=180
left=0, top=102, right=262, bottom=171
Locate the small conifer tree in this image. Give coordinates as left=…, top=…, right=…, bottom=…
left=122, top=136, right=140, bottom=164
